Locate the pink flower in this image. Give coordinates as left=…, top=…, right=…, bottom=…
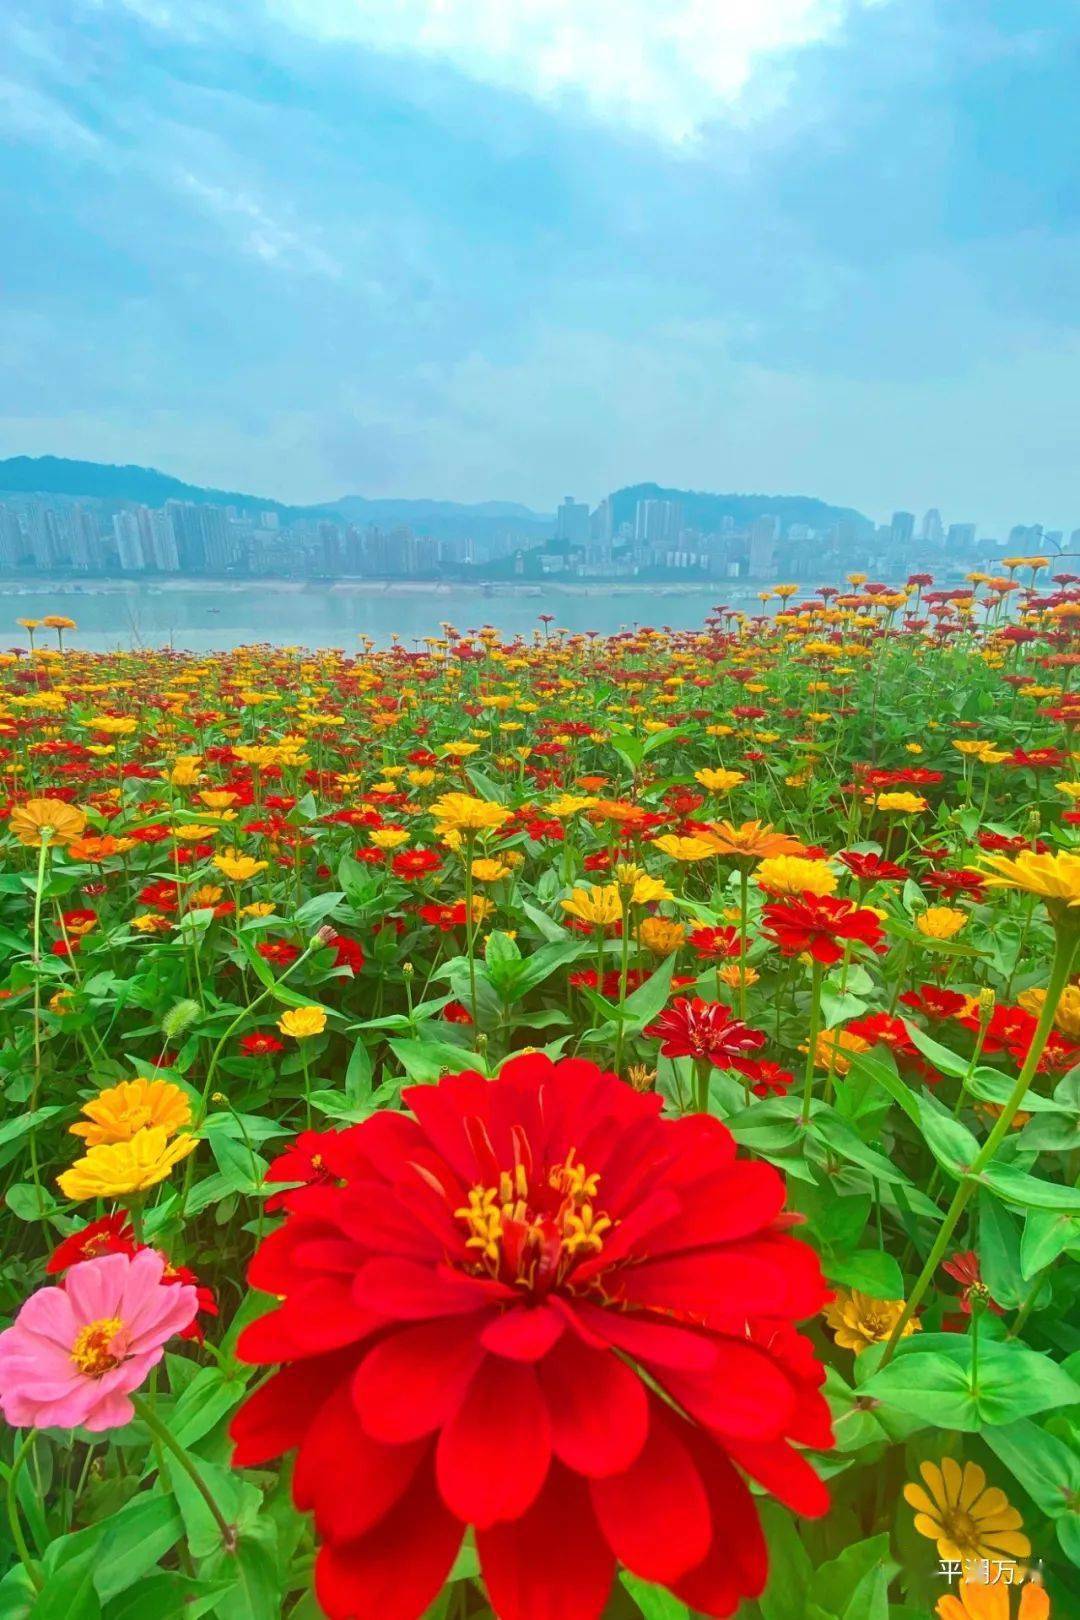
left=0, top=1249, right=197, bottom=1431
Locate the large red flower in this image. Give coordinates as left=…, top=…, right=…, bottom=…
left=230, top=1054, right=830, bottom=1620
left=761, top=892, right=884, bottom=966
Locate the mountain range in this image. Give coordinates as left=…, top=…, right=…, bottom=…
left=0, top=456, right=871, bottom=540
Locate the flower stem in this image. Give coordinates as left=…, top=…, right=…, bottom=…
left=131, top=1394, right=236, bottom=1552
left=800, top=960, right=824, bottom=1125
left=4, top=1431, right=42, bottom=1592
left=880, top=922, right=1078, bottom=1367
left=28, top=833, right=51, bottom=1217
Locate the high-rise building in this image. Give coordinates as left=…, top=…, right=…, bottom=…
left=149, top=510, right=180, bottom=571
left=166, top=501, right=206, bottom=571
left=921, top=509, right=944, bottom=545
left=556, top=496, right=590, bottom=546
left=748, top=515, right=779, bottom=578
left=69, top=506, right=101, bottom=571
left=634, top=498, right=683, bottom=548
left=946, top=523, right=976, bottom=550
left=0, top=503, right=24, bottom=567
left=890, top=511, right=915, bottom=546
left=26, top=504, right=60, bottom=569
left=112, top=511, right=145, bottom=571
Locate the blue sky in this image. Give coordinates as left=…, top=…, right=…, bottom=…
left=1, top=1, right=1077, bottom=532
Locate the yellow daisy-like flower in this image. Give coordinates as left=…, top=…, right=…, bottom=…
left=638, top=916, right=686, bottom=954
left=431, top=792, right=511, bottom=836
left=130, top=911, right=172, bottom=934
left=277, top=1005, right=328, bottom=1040
left=370, top=827, right=410, bottom=850
left=695, top=767, right=746, bottom=794
left=979, top=849, right=1080, bottom=909
left=916, top=906, right=969, bottom=940
left=653, top=834, right=718, bottom=863
left=629, top=874, right=673, bottom=906
left=9, top=798, right=87, bottom=848
left=806, top=1026, right=870, bottom=1075
left=546, top=794, right=600, bottom=818
left=438, top=740, right=481, bottom=758
left=69, top=1078, right=191, bottom=1147
left=58, top=1127, right=197, bottom=1201
left=1017, top=981, right=1080, bottom=1039
left=199, top=789, right=240, bottom=809
left=561, top=886, right=622, bottom=928
left=937, top=1577, right=1049, bottom=1620
left=240, top=902, right=276, bottom=919
left=823, top=1287, right=920, bottom=1355
left=1055, top=780, right=1080, bottom=801
left=471, top=858, right=510, bottom=882
left=875, top=790, right=929, bottom=814
left=213, top=849, right=269, bottom=882
left=755, top=854, right=838, bottom=897
left=904, top=1459, right=1030, bottom=1570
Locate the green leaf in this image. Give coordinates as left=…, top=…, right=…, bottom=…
left=293, top=890, right=346, bottom=929
left=1021, top=1208, right=1080, bottom=1277
left=983, top=1419, right=1080, bottom=1519
left=387, top=1036, right=477, bottom=1082
left=980, top=1162, right=1080, bottom=1213
left=620, top=954, right=676, bottom=1027
left=620, top=1573, right=690, bottom=1618
left=812, top=1534, right=897, bottom=1620
left=826, top=1249, right=904, bottom=1299
left=344, top=1037, right=373, bottom=1103
left=0, top=1106, right=64, bottom=1147
left=94, top=1495, right=185, bottom=1603
left=978, top=1195, right=1025, bottom=1309
left=757, top=1502, right=813, bottom=1620
left=903, top=1022, right=976, bottom=1080
left=504, top=939, right=586, bottom=1001
left=861, top=1335, right=1080, bottom=1429
left=918, top=1090, right=980, bottom=1179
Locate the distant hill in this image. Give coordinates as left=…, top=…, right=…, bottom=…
left=0, top=456, right=553, bottom=542
left=608, top=483, right=872, bottom=535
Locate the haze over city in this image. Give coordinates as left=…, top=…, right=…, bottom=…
left=3, top=1, right=1078, bottom=534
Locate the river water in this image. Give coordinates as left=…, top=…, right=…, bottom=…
left=0, top=581, right=778, bottom=652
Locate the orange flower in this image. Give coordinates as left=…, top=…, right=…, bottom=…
left=9, top=799, right=87, bottom=848
left=701, top=820, right=807, bottom=862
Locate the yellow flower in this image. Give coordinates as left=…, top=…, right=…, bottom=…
left=213, top=849, right=269, bottom=882
left=546, top=794, right=600, bottom=818
left=953, top=740, right=991, bottom=758
left=875, top=790, right=928, bottom=814
left=561, top=886, right=622, bottom=927
left=58, top=1127, right=197, bottom=1201
left=939, top=1581, right=1049, bottom=1620
left=653, top=834, right=717, bottom=863
left=979, top=849, right=1080, bottom=909
left=130, top=911, right=172, bottom=933
left=823, top=1287, right=920, bottom=1355
left=937, top=1576, right=1049, bottom=1620
left=188, top=884, right=225, bottom=908
left=755, top=854, right=838, bottom=897
left=9, top=798, right=87, bottom=848
left=471, top=857, right=510, bottom=882
left=718, top=963, right=759, bottom=992
left=904, top=1460, right=1030, bottom=1570
left=1056, top=780, right=1080, bottom=801
left=199, top=790, right=240, bottom=809
left=916, top=906, right=969, bottom=940
left=87, top=715, right=137, bottom=736
left=629, top=874, right=673, bottom=906
left=806, top=1026, right=870, bottom=1075
left=1018, top=982, right=1080, bottom=1039
left=694, top=767, right=746, bottom=793
left=370, top=827, right=410, bottom=850
left=70, top=1079, right=191, bottom=1147
left=638, top=916, right=686, bottom=954
left=431, top=792, right=511, bottom=835
left=240, top=902, right=276, bottom=918
left=277, top=1005, right=328, bottom=1040
left=439, top=740, right=481, bottom=758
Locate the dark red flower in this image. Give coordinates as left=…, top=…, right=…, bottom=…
left=263, top=1128, right=343, bottom=1214
left=231, top=1055, right=829, bottom=1620
left=46, top=1214, right=136, bottom=1273
left=899, top=983, right=969, bottom=1021
left=240, top=1031, right=286, bottom=1058
left=761, top=894, right=884, bottom=966
left=259, top=940, right=301, bottom=967
left=417, top=902, right=468, bottom=932
left=326, top=932, right=365, bottom=973
left=686, top=926, right=742, bottom=961
left=645, top=998, right=767, bottom=1075
left=392, top=848, right=443, bottom=880
left=838, top=850, right=909, bottom=884
left=742, top=1060, right=795, bottom=1099
left=442, top=1001, right=474, bottom=1025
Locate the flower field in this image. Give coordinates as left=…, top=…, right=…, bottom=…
left=0, top=572, right=1078, bottom=1620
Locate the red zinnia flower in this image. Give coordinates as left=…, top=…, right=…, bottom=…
left=392, top=848, right=443, bottom=880
left=838, top=850, right=909, bottom=885
left=644, top=997, right=767, bottom=1075
left=240, top=1031, right=286, bottom=1058
left=761, top=894, right=884, bottom=966
left=899, top=983, right=969, bottom=1021
left=230, top=1055, right=830, bottom=1620
left=741, top=1059, right=796, bottom=1098
left=46, top=1213, right=136, bottom=1273
left=687, top=926, right=742, bottom=961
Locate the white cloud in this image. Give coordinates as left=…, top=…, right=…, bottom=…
left=266, top=0, right=886, bottom=144
left=174, top=171, right=343, bottom=277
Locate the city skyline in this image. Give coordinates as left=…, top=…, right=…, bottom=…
left=2, top=2, right=1078, bottom=533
